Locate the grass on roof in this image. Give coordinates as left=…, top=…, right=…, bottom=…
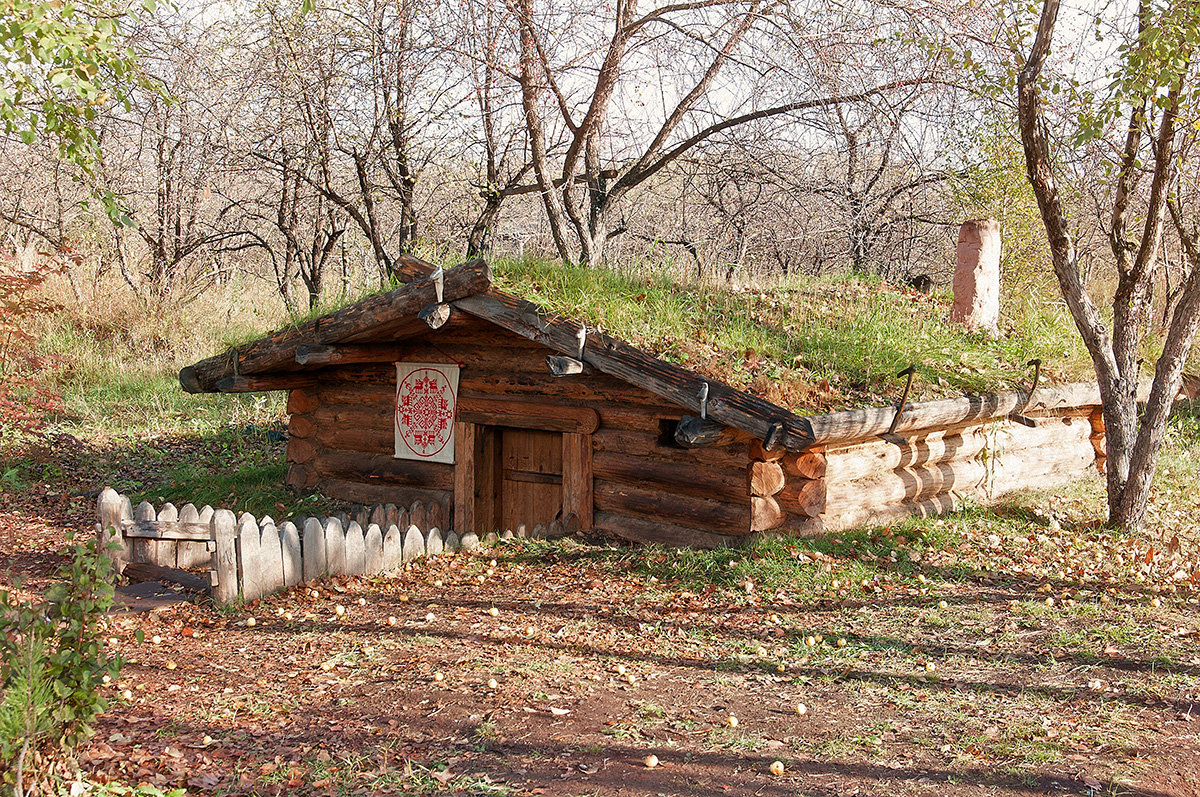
left=490, top=258, right=1095, bottom=413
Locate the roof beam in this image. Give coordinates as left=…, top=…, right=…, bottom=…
left=295, top=343, right=404, bottom=366
left=180, top=259, right=492, bottom=394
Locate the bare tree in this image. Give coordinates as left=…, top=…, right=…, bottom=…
left=507, top=0, right=934, bottom=266
left=1016, top=0, right=1200, bottom=531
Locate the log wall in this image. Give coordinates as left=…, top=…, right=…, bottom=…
left=279, top=316, right=1110, bottom=545
left=284, top=319, right=757, bottom=547
left=819, top=411, right=1099, bottom=531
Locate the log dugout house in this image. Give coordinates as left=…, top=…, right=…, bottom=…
left=180, top=256, right=1111, bottom=548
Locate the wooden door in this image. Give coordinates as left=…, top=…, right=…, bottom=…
left=500, top=428, right=563, bottom=530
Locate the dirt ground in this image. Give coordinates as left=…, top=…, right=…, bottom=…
left=3, top=437, right=1200, bottom=797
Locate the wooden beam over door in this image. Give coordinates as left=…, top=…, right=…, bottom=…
left=562, top=432, right=593, bottom=531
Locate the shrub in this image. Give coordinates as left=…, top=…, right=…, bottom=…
left=0, top=256, right=64, bottom=438
left=0, top=533, right=123, bottom=795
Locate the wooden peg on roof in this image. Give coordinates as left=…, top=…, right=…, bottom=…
left=430, top=264, right=444, bottom=303
left=546, top=355, right=585, bottom=376
left=1010, top=358, right=1042, bottom=428
left=762, top=420, right=786, bottom=451
left=547, top=324, right=588, bottom=377
left=418, top=302, right=453, bottom=330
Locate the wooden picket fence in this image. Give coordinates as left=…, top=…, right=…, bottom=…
left=95, top=488, right=499, bottom=605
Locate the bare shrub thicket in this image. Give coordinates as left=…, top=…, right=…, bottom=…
left=0, top=0, right=1185, bottom=323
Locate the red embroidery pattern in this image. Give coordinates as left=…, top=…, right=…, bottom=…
left=395, top=367, right=456, bottom=458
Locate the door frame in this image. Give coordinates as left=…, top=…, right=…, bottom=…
left=454, top=419, right=593, bottom=535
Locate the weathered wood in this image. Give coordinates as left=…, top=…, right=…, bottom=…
left=295, top=343, right=403, bottom=366
left=750, top=439, right=787, bottom=461
left=259, top=521, right=285, bottom=596
left=675, top=416, right=746, bottom=448
left=776, top=477, right=827, bottom=518
left=453, top=420, right=476, bottom=536
left=175, top=503, right=209, bottom=568
left=315, top=368, right=668, bottom=411
left=120, top=520, right=214, bottom=541
left=309, top=450, right=454, bottom=490
left=825, top=431, right=980, bottom=485
left=344, top=521, right=367, bottom=575
left=236, top=514, right=263, bottom=602
left=302, top=518, right=327, bottom=581
left=428, top=501, right=448, bottom=535
left=97, top=488, right=132, bottom=571
left=289, top=414, right=316, bottom=439
left=782, top=450, right=827, bottom=480
left=457, top=397, right=600, bottom=434
left=280, top=522, right=302, bottom=587
left=982, top=438, right=1096, bottom=494
left=592, top=427, right=749, bottom=468
left=156, top=502, right=182, bottom=569
left=121, top=562, right=210, bottom=593
left=364, top=524, right=384, bottom=574
left=593, top=479, right=750, bottom=534
left=825, top=460, right=989, bottom=513
left=547, top=355, right=583, bottom=379
left=402, top=525, right=425, bottom=561
left=748, top=461, right=785, bottom=497
left=444, top=530, right=460, bottom=551
left=312, top=477, right=450, bottom=508
left=288, top=389, right=320, bottom=414
left=288, top=437, right=317, bottom=464
left=132, top=501, right=157, bottom=566
left=592, top=450, right=747, bottom=504
left=217, top=373, right=320, bottom=393
left=286, top=463, right=315, bottom=490
left=418, top=302, right=453, bottom=329
left=181, top=259, right=493, bottom=393
left=562, top=432, right=593, bottom=532
left=382, top=524, right=403, bottom=570
left=594, top=511, right=742, bottom=549
left=823, top=493, right=959, bottom=533
left=426, top=527, right=444, bottom=556
left=754, top=512, right=824, bottom=538
left=409, top=500, right=427, bottom=531
left=324, top=518, right=347, bottom=575
left=370, top=504, right=388, bottom=529
left=751, top=496, right=786, bottom=531
left=546, top=355, right=585, bottom=376
left=211, top=510, right=239, bottom=604
left=307, top=397, right=601, bottom=453
left=802, top=382, right=1104, bottom=447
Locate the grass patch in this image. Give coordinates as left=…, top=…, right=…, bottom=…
left=486, top=258, right=1095, bottom=410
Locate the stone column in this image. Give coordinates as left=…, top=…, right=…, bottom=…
left=950, top=219, right=1001, bottom=336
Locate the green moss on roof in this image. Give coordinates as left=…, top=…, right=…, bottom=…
left=490, top=259, right=1096, bottom=413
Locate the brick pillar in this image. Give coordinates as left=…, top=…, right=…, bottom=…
left=950, top=219, right=1001, bottom=336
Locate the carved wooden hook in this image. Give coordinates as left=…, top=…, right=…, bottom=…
left=888, top=365, right=916, bottom=435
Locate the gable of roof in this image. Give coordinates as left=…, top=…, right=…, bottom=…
left=180, top=255, right=819, bottom=451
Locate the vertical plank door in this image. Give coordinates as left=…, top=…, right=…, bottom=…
left=500, top=429, right=563, bottom=531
